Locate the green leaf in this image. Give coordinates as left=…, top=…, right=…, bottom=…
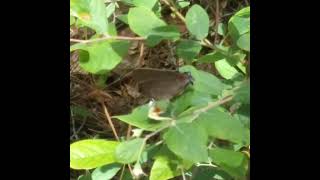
left=91, top=163, right=122, bottom=180
left=228, top=7, right=250, bottom=46
left=192, top=166, right=233, bottom=180
left=209, top=148, right=248, bottom=178
left=131, top=0, right=158, bottom=9
left=113, top=103, right=169, bottom=131
left=150, top=150, right=181, bottom=180
left=78, top=173, right=92, bottom=180
left=237, top=32, right=250, bottom=51
left=115, top=138, right=145, bottom=164
left=117, top=14, right=128, bottom=24
left=180, top=65, right=225, bottom=96
left=170, top=90, right=213, bottom=116
left=229, top=16, right=250, bottom=37
left=233, top=81, right=250, bottom=104
left=176, top=1, right=190, bottom=9
left=106, top=3, right=116, bottom=18
left=185, top=4, right=209, bottom=40
left=176, top=40, right=202, bottom=62
left=163, top=121, right=208, bottom=163
left=70, top=139, right=119, bottom=170
left=234, top=6, right=250, bottom=18
left=70, top=0, right=108, bottom=34
left=215, top=59, right=239, bottom=80
left=198, top=108, right=250, bottom=145
left=106, top=22, right=117, bottom=36
left=198, top=51, right=225, bottom=63
left=128, top=7, right=166, bottom=37
left=70, top=16, right=76, bottom=25
left=217, top=23, right=227, bottom=36
left=146, top=25, right=180, bottom=47
left=70, top=40, right=130, bottom=74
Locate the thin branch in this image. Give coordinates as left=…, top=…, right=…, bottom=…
left=194, top=95, right=233, bottom=114
left=119, top=165, right=126, bottom=180
left=126, top=125, right=132, bottom=140
left=214, top=0, right=220, bottom=44
left=181, top=168, right=186, bottom=180
left=70, top=35, right=145, bottom=44
left=101, top=102, right=120, bottom=141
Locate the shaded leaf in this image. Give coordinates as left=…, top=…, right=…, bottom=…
left=198, top=108, right=250, bottom=145
left=146, top=25, right=180, bottom=47
left=176, top=40, right=202, bottom=62
left=209, top=148, right=248, bottom=178
left=237, top=32, right=250, bottom=51
left=91, top=163, right=122, bottom=180
left=180, top=65, right=225, bottom=96
left=105, top=3, right=116, bottom=18
left=233, top=81, right=250, bottom=104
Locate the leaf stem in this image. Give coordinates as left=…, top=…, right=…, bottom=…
left=70, top=35, right=145, bottom=44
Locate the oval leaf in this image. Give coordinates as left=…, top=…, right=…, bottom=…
left=70, top=0, right=108, bottom=34
left=209, top=148, right=248, bottom=178
left=163, top=121, right=208, bottom=163
left=150, top=155, right=180, bottom=180
left=176, top=40, right=202, bottom=62
left=91, top=163, right=122, bottom=180
left=215, top=59, right=239, bottom=80
left=237, top=32, right=250, bottom=51
left=70, top=40, right=130, bottom=74
left=179, top=65, right=225, bottom=96
left=113, top=103, right=169, bottom=131
left=128, top=7, right=166, bottom=37
left=115, top=138, right=145, bottom=164
left=185, top=4, right=209, bottom=40
left=198, top=108, right=250, bottom=145
left=70, top=139, right=119, bottom=170
left=146, top=25, right=180, bottom=47
left=132, top=0, right=158, bottom=9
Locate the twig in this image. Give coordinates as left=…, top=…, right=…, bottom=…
left=160, top=0, right=215, bottom=49
left=214, top=0, right=220, bottom=44
left=196, top=162, right=217, bottom=168
left=70, top=110, right=79, bottom=140
left=181, top=168, right=186, bottom=180
left=144, top=122, right=173, bottom=140
left=126, top=125, right=132, bottom=140
left=70, top=36, right=145, bottom=44
left=101, top=102, right=120, bottom=141
left=70, top=117, right=88, bottom=140
left=194, top=95, right=233, bottom=114
left=119, top=165, right=126, bottom=180
left=138, top=42, right=145, bottom=66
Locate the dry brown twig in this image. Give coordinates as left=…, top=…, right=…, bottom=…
left=214, top=0, right=220, bottom=44
left=101, top=102, right=120, bottom=141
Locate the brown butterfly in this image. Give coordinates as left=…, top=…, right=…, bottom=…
left=131, top=68, right=193, bottom=100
